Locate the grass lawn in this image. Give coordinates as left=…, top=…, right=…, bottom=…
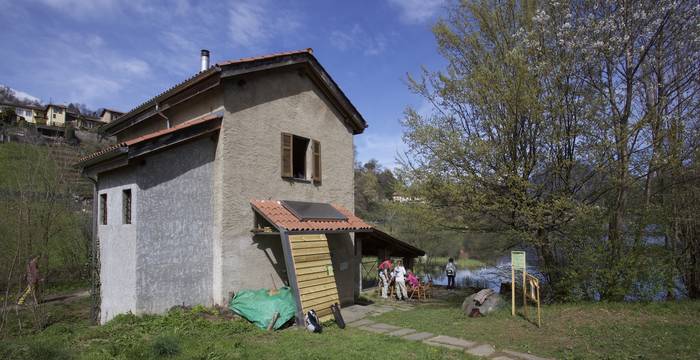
left=0, top=296, right=478, bottom=360
left=371, top=292, right=700, bottom=359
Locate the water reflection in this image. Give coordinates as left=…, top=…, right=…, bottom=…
left=424, top=264, right=543, bottom=292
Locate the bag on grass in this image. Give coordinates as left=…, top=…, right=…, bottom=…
left=305, top=309, right=322, bottom=333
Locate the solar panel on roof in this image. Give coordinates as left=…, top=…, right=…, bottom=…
left=281, top=200, right=348, bottom=221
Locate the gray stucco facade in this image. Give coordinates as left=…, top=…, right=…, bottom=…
left=95, top=59, right=362, bottom=323
left=98, top=137, right=216, bottom=322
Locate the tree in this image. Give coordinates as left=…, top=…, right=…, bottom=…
left=400, top=0, right=700, bottom=300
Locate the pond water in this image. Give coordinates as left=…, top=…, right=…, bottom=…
left=422, top=261, right=686, bottom=301
left=423, top=264, right=544, bottom=293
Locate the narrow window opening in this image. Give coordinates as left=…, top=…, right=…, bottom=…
left=123, top=189, right=132, bottom=224
left=292, top=135, right=310, bottom=179
left=100, top=193, right=107, bottom=225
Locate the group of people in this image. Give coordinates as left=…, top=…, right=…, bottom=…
left=378, top=257, right=459, bottom=300
left=377, top=259, right=421, bottom=300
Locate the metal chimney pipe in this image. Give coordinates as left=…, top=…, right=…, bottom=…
left=200, top=49, right=210, bottom=71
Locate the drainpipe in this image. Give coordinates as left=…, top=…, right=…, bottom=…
left=155, top=103, right=170, bottom=128
left=85, top=173, right=100, bottom=324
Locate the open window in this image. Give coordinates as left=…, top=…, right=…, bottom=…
left=281, top=133, right=321, bottom=183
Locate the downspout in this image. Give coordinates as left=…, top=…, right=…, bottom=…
left=279, top=230, right=305, bottom=326
left=155, top=103, right=170, bottom=128
left=84, top=173, right=100, bottom=324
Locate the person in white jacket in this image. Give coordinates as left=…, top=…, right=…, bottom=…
left=392, top=260, right=408, bottom=301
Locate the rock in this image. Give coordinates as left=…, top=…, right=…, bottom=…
left=462, top=292, right=504, bottom=316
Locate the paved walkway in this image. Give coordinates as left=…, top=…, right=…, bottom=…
left=343, top=302, right=552, bottom=360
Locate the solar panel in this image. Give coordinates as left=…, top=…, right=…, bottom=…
left=281, top=200, right=348, bottom=221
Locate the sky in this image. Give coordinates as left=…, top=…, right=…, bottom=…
left=0, top=0, right=448, bottom=168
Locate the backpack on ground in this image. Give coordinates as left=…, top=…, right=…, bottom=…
left=305, top=309, right=322, bottom=333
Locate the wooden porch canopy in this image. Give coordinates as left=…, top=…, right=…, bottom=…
left=250, top=199, right=371, bottom=324
left=357, top=228, right=425, bottom=258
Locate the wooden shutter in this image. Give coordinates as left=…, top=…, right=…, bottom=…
left=312, top=140, right=321, bottom=184
left=281, top=133, right=293, bottom=178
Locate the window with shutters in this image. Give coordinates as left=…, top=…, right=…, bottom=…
left=281, top=133, right=320, bottom=183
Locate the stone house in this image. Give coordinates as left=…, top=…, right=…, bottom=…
left=99, top=108, right=123, bottom=124
left=77, top=49, right=390, bottom=324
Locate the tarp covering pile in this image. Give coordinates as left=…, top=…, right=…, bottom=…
left=229, top=287, right=297, bottom=330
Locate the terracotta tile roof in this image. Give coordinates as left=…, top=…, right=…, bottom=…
left=77, top=112, right=222, bottom=165
left=104, top=49, right=313, bottom=133
left=251, top=199, right=371, bottom=232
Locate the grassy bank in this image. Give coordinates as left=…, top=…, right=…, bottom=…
left=372, top=294, right=700, bottom=359
left=0, top=296, right=477, bottom=360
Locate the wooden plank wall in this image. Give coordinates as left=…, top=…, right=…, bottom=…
left=289, top=234, right=339, bottom=322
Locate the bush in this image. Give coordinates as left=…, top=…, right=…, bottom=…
left=150, top=334, right=180, bottom=357
left=27, top=340, right=72, bottom=360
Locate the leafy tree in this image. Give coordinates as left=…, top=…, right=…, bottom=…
left=400, top=0, right=700, bottom=300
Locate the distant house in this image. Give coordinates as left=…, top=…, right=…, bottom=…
left=77, top=49, right=423, bottom=325
left=77, top=116, right=107, bottom=130
left=0, top=102, right=45, bottom=124
left=46, top=104, right=67, bottom=126
left=99, top=108, right=123, bottom=123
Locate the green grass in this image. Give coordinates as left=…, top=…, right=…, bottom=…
left=371, top=295, right=700, bottom=359
left=0, top=297, right=478, bottom=360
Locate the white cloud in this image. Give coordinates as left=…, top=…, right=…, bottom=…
left=112, top=59, right=150, bottom=76
left=37, top=0, right=119, bottom=18
left=11, top=88, right=41, bottom=103
left=34, top=0, right=167, bottom=18
left=386, top=0, right=445, bottom=24
left=228, top=0, right=301, bottom=50
left=329, top=24, right=387, bottom=56
left=355, top=132, right=407, bottom=169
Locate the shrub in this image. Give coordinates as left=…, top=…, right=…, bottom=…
left=150, top=334, right=180, bottom=357
left=27, top=340, right=72, bottom=360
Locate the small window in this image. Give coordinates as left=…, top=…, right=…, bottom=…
left=122, top=189, right=132, bottom=224
left=281, top=133, right=319, bottom=181
left=100, top=193, right=107, bottom=225
left=52, top=113, right=56, bottom=119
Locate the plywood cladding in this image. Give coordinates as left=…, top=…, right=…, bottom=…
left=288, top=234, right=339, bottom=321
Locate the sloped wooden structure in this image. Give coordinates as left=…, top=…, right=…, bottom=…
left=289, top=234, right=339, bottom=321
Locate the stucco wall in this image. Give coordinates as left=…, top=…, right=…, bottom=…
left=98, top=137, right=217, bottom=322
left=215, top=67, right=357, bottom=305
left=97, top=167, right=138, bottom=323
left=134, top=137, right=217, bottom=314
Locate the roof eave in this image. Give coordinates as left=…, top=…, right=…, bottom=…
left=100, top=67, right=221, bottom=136
left=75, top=146, right=128, bottom=169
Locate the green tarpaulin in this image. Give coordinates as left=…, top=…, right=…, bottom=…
left=228, top=287, right=297, bottom=330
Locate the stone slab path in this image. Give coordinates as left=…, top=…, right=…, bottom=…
left=342, top=303, right=553, bottom=360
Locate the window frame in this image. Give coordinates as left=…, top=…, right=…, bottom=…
left=122, top=189, right=132, bottom=225
left=100, top=193, right=107, bottom=225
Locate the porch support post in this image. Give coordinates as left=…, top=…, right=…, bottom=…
left=280, top=230, right=304, bottom=326
left=355, top=234, right=362, bottom=299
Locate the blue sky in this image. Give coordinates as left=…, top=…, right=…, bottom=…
left=0, top=0, right=448, bottom=168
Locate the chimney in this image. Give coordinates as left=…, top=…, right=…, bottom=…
left=200, top=49, right=210, bottom=72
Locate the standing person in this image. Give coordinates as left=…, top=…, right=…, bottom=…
left=393, top=260, right=408, bottom=301
left=378, top=258, right=392, bottom=299
left=18, top=255, right=43, bottom=305
left=446, top=258, right=457, bottom=290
